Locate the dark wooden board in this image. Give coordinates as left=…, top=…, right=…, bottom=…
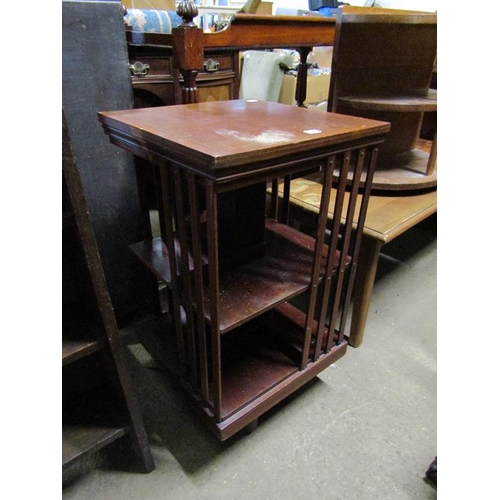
left=62, top=1, right=151, bottom=324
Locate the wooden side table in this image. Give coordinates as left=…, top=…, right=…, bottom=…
left=277, top=174, right=437, bottom=347
left=99, top=100, right=389, bottom=440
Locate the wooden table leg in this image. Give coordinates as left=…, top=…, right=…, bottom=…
left=349, top=236, right=383, bottom=347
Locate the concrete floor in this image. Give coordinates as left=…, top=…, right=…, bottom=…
left=62, top=214, right=437, bottom=500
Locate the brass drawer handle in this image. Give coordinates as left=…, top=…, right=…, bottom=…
left=204, top=59, right=219, bottom=73
left=129, top=61, right=150, bottom=76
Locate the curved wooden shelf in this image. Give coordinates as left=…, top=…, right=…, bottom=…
left=333, top=139, right=437, bottom=191
left=370, top=148, right=437, bottom=190
left=338, top=89, right=437, bottom=112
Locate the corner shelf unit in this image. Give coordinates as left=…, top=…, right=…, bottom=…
left=62, top=109, right=154, bottom=473
left=99, top=100, right=390, bottom=441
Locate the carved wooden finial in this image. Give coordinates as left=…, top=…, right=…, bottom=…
left=176, top=1, right=199, bottom=27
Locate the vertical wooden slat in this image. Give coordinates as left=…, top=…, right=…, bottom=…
left=300, top=157, right=335, bottom=370
left=139, top=164, right=162, bottom=316
left=281, top=175, right=291, bottom=225
left=173, top=169, right=198, bottom=387
left=205, top=182, right=222, bottom=421
left=134, top=161, right=154, bottom=241
left=157, top=164, right=186, bottom=376
left=187, top=173, right=210, bottom=403
left=324, top=150, right=355, bottom=350
left=314, top=152, right=350, bottom=360
left=328, top=148, right=365, bottom=347
left=270, top=179, right=279, bottom=220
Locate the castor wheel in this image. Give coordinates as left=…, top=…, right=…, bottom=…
left=243, top=418, right=259, bottom=435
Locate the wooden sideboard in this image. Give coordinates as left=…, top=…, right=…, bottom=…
left=126, top=13, right=336, bottom=107
left=128, top=37, right=240, bottom=107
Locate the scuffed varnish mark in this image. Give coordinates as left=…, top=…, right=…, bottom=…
left=216, top=128, right=295, bottom=145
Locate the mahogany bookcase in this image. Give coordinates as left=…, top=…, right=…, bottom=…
left=99, top=99, right=389, bottom=440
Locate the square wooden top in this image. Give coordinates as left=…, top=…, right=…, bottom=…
left=99, top=100, right=389, bottom=178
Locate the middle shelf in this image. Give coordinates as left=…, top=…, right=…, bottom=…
left=130, top=218, right=347, bottom=335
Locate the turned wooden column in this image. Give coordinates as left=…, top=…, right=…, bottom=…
left=295, top=47, right=312, bottom=108
left=173, top=1, right=204, bottom=104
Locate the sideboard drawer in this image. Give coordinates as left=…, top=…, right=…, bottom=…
left=201, top=53, right=235, bottom=74
left=127, top=43, right=239, bottom=106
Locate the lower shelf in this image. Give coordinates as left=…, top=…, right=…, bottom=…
left=132, top=306, right=348, bottom=441
left=62, top=424, right=128, bottom=470
left=214, top=341, right=347, bottom=441
left=62, top=355, right=132, bottom=469
left=218, top=324, right=299, bottom=421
